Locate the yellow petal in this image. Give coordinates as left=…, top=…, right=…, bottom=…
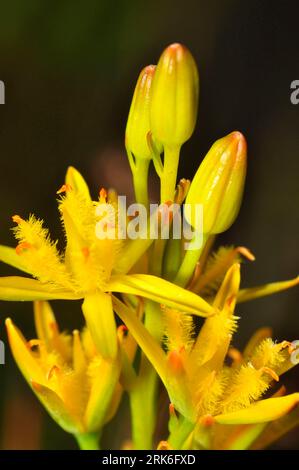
left=238, top=276, right=299, bottom=303
left=0, top=276, right=80, bottom=301
left=72, top=330, right=87, bottom=372
left=0, top=244, right=31, bottom=273
left=250, top=405, right=299, bottom=449
left=84, top=354, right=121, bottom=432
left=65, top=166, right=91, bottom=200
left=82, top=292, right=117, bottom=360
left=33, top=300, right=56, bottom=346
left=112, top=296, right=167, bottom=384
left=213, top=263, right=240, bottom=310
left=108, top=274, right=214, bottom=316
left=5, top=318, right=45, bottom=384
left=214, top=393, right=299, bottom=425
left=31, top=380, right=83, bottom=434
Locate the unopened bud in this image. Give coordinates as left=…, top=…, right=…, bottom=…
left=126, top=65, right=157, bottom=159
left=150, top=43, right=199, bottom=148
left=185, top=131, right=247, bottom=234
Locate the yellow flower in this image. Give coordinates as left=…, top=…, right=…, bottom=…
left=5, top=301, right=121, bottom=449
left=0, top=166, right=214, bottom=360
left=112, top=262, right=299, bottom=450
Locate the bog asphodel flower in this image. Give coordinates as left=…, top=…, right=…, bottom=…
left=113, top=263, right=299, bottom=450
left=0, top=166, right=214, bottom=361
left=5, top=301, right=121, bottom=449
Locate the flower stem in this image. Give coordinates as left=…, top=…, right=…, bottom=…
left=174, top=234, right=208, bottom=287
left=129, top=300, right=163, bottom=450
left=160, top=145, right=180, bottom=203
left=75, top=432, right=100, bottom=450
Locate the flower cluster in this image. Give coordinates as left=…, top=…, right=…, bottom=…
left=0, top=43, right=298, bottom=450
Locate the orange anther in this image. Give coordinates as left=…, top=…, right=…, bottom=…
left=168, top=350, right=184, bottom=374
left=81, top=247, right=90, bottom=259
left=57, top=184, right=72, bottom=194
left=237, top=246, right=255, bottom=261
left=16, top=242, right=32, bottom=255
left=12, top=214, right=24, bottom=224
left=46, top=365, right=60, bottom=381
left=157, top=440, right=172, bottom=450
left=228, top=347, right=243, bottom=364
left=261, top=367, right=279, bottom=382
left=27, top=339, right=41, bottom=350
left=169, top=403, right=177, bottom=418
left=201, top=414, right=215, bottom=427
left=31, top=381, right=42, bottom=392
left=99, top=188, right=107, bottom=202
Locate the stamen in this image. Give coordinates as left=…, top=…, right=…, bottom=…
left=99, top=188, right=107, bottom=203
left=46, top=365, right=60, bottom=381
left=236, top=246, right=255, bottom=261
left=56, top=184, right=72, bottom=194
left=27, top=339, right=42, bottom=350
left=201, top=414, right=215, bottom=427
left=169, top=403, right=177, bottom=418
left=16, top=242, right=32, bottom=255
left=12, top=214, right=24, bottom=224
left=261, top=366, right=279, bottom=382
left=167, top=350, right=184, bottom=374
left=157, top=440, right=172, bottom=450
left=228, top=347, right=243, bottom=365
left=81, top=247, right=90, bottom=260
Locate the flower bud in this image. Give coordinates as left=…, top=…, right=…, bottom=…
left=150, top=43, right=199, bottom=147
left=125, top=65, right=157, bottom=159
left=185, top=131, right=247, bottom=234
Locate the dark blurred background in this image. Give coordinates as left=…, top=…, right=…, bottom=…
left=0, top=0, right=298, bottom=450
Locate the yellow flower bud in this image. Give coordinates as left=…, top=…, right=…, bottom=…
left=125, top=65, right=157, bottom=159
left=150, top=43, right=199, bottom=147
left=185, top=131, right=247, bottom=234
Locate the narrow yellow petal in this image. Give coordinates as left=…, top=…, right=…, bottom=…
left=238, top=276, right=299, bottom=303
left=250, top=406, right=299, bottom=449
left=5, top=318, right=45, bottom=384
left=33, top=300, right=57, bottom=346
left=112, top=296, right=167, bottom=384
left=0, top=276, right=80, bottom=301
left=213, top=263, right=240, bottom=310
left=65, top=166, right=91, bottom=200
left=31, top=380, right=83, bottom=434
left=108, top=274, right=214, bottom=317
left=0, top=244, right=31, bottom=273
left=84, top=354, right=121, bottom=432
left=214, top=393, right=299, bottom=425
left=72, top=330, right=87, bottom=372
left=82, top=292, right=117, bottom=360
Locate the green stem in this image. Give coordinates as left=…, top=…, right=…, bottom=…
left=168, top=417, right=194, bottom=450
left=75, top=432, right=100, bottom=450
left=129, top=301, right=163, bottom=450
left=174, top=234, right=208, bottom=287
left=160, top=145, right=180, bottom=203
left=132, top=158, right=150, bottom=207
